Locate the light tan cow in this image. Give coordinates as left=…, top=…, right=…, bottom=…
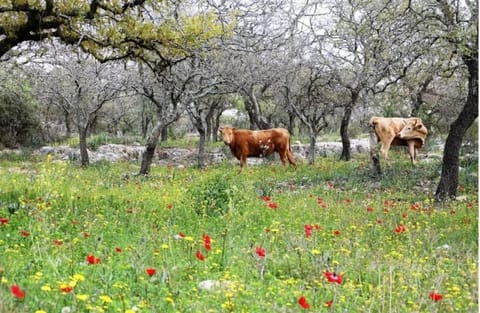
left=219, top=126, right=297, bottom=170
left=369, top=116, right=428, bottom=164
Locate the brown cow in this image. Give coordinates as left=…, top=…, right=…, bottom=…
left=219, top=126, right=297, bottom=170
left=369, top=116, right=428, bottom=164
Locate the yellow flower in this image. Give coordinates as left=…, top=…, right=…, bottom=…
left=76, top=294, right=89, bottom=301
left=34, top=272, right=43, bottom=280
left=161, top=244, right=169, bottom=249
left=72, top=274, right=85, bottom=282
left=41, top=284, right=52, bottom=292
left=35, top=311, right=48, bottom=313
left=166, top=296, right=174, bottom=303
left=99, top=295, right=113, bottom=303
left=311, top=249, right=321, bottom=255
left=125, top=310, right=135, bottom=313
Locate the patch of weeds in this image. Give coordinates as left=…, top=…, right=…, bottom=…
left=190, top=173, right=244, bottom=217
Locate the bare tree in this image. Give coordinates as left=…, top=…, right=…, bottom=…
left=30, top=47, right=128, bottom=166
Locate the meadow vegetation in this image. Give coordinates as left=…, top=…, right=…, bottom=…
left=0, top=151, right=477, bottom=313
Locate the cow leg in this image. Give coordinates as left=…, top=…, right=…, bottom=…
left=239, top=155, right=247, bottom=171
left=286, top=150, right=297, bottom=168
left=278, top=151, right=288, bottom=166
left=407, top=141, right=417, bottom=165
left=380, top=140, right=393, bottom=163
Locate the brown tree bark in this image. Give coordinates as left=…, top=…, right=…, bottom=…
left=435, top=54, right=478, bottom=201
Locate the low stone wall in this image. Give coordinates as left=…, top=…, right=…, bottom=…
left=34, top=140, right=371, bottom=165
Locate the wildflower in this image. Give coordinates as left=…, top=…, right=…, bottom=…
left=268, top=202, right=278, bottom=209
left=395, top=224, right=406, bottom=234
left=328, top=181, right=335, bottom=188
left=298, top=296, right=310, bottom=309
left=0, top=217, right=9, bottom=225
left=367, top=206, right=374, bottom=212
left=175, top=232, right=186, bottom=240
left=324, top=271, right=343, bottom=284
left=20, top=230, right=30, bottom=237
left=166, top=203, right=173, bottom=209
left=83, top=232, right=90, bottom=238
left=255, top=247, right=266, bottom=258
left=76, top=294, right=89, bottom=301
left=61, top=307, right=72, bottom=313
left=99, top=295, right=113, bottom=303
left=115, top=247, right=122, bottom=253
left=146, top=268, right=156, bottom=277
left=333, top=230, right=341, bottom=236
left=429, top=292, right=443, bottom=302
left=11, top=285, right=26, bottom=299
left=304, top=224, right=313, bottom=238
left=41, top=284, right=52, bottom=292
left=53, top=239, right=63, bottom=246
left=203, top=234, right=212, bottom=251
left=35, top=311, right=47, bottom=313
left=325, top=300, right=333, bottom=307
left=196, top=250, right=205, bottom=261
left=86, top=255, right=101, bottom=264
left=261, top=195, right=271, bottom=201
left=60, top=284, right=73, bottom=293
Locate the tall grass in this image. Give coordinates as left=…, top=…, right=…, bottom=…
left=0, top=154, right=477, bottom=313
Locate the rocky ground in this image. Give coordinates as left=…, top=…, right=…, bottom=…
left=32, top=139, right=374, bottom=166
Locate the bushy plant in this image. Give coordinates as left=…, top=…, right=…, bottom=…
left=0, top=91, right=43, bottom=148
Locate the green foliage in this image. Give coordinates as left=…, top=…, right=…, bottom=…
left=0, top=156, right=477, bottom=312
left=190, top=171, right=246, bottom=217
left=0, top=89, right=43, bottom=148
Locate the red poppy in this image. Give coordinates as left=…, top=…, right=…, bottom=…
left=324, top=271, right=343, bottom=284
left=20, top=230, right=30, bottom=237
left=83, top=232, right=90, bottom=238
left=166, top=203, right=173, bottom=209
left=298, top=296, right=310, bottom=309
left=261, top=195, right=271, bottom=201
left=146, top=268, right=156, bottom=276
left=203, top=234, right=212, bottom=251
left=53, top=239, right=63, bottom=246
left=268, top=202, right=278, bottom=209
left=395, top=224, right=406, bottom=234
left=429, top=292, right=443, bottom=302
left=304, top=224, right=313, bottom=238
left=115, top=247, right=122, bottom=253
left=255, top=247, right=266, bottom=258
left=333, top=230, right=341, bottom=236
left=0, top=217, right=9, bottom=225
left=367, top=206, right=374, bottom=212
left=175, top=232, right=186, bottom=240
left=11, top=285, right=25, bottom=299
left=86, top=255, right=101, bottom=264
left=60, top=285, right=73, bottom=293
left=325, top=300, right=333, bottom=307
left=196, top=250, right=205, bottom=261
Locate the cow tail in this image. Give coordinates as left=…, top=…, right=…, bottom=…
left=368, top=120, right=382, bottom=176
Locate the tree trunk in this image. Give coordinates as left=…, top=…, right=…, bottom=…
left=308, top=131, right=316, bottom=165
left=340, top=104, right=353, bottom=161
left=139, top=121, right=163, bottom=175
left=197, top=128, right=206, bottom=168
left=435, top=55, right=478, bottom=201
left=78, top=127, right=90, bottom=167
left=161, top=126, right=168, bottom=142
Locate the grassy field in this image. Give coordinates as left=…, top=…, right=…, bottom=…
left=0, top=152, right=477, bottom=313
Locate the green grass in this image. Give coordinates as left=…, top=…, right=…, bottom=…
left=0, top=153, right=477, bottom=313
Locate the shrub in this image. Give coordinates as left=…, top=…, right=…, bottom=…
left=0, top=91, right=43, bottom=148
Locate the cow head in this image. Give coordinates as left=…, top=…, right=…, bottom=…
left=219, top=126, right=235, bottom=145
left=398, top=118, right=428, bottom=140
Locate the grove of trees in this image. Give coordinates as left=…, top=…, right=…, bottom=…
left=0, top=0, right=477, bottom=201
